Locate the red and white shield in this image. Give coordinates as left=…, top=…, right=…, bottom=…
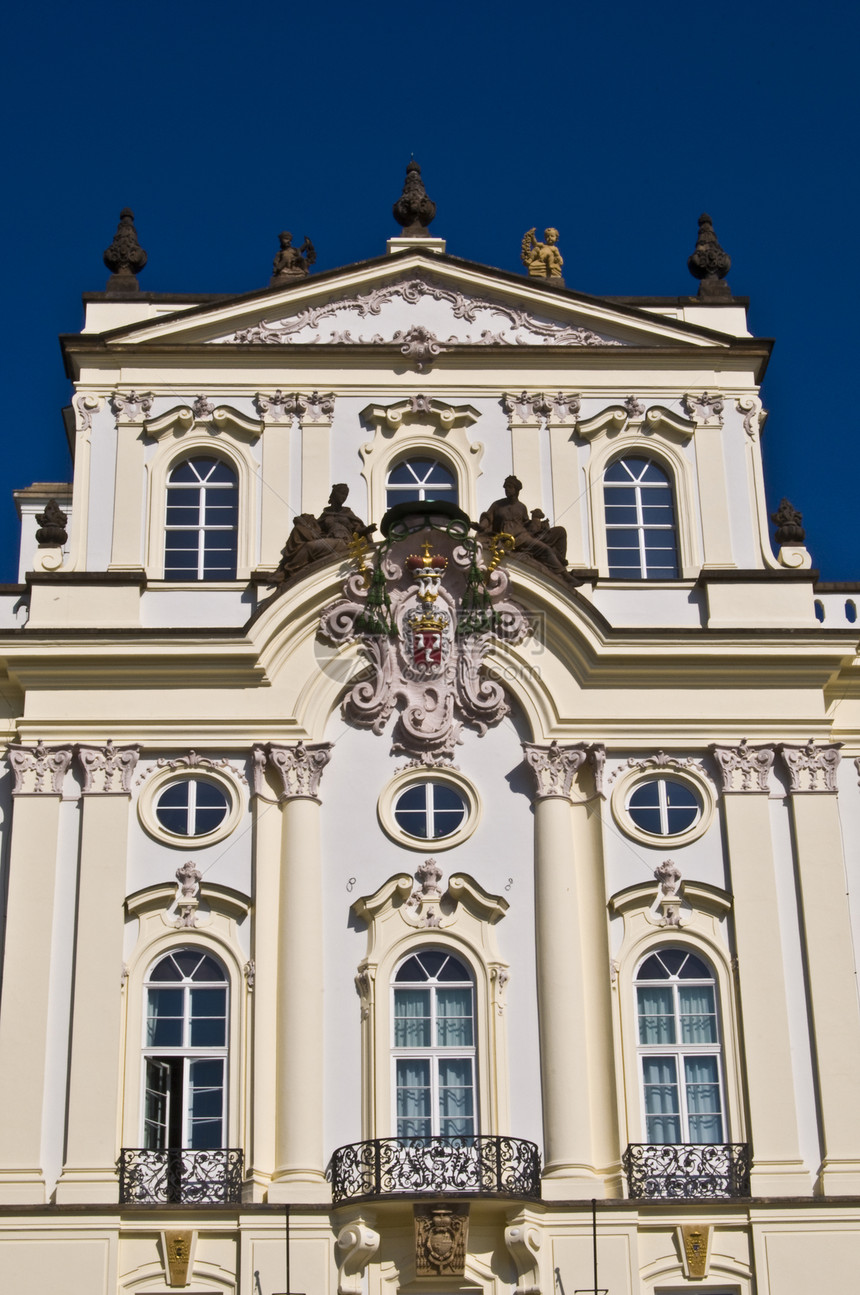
left=412, top=630, right=443, bottom=667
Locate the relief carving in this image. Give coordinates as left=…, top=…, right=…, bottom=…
left=76, top=740, right=140, bottom=794
left=523, top=741, right=605, bottom=800
left=414, top=1204, right=469, bottom=1276
left=777, top=741, right=841, bottom=793
left=256, top=741, right=333, bottom=799
left=711, top=740, right=774, bottom=793
left=8, top=742, right=73, bottom=795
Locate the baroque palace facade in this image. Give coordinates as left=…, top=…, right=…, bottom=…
left=1, top=170, right=859, bottom=1294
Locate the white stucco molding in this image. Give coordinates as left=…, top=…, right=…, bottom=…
left=359, top=396, right=483, bottom=525
left=711, top=739, right=775, bottom=793
left=336, top=1218, right=381, bottom=1295
left=522, top=740, right=605, bottom=801
left=504, top=1208, right=545, bottom=1295
left=352, top=863, right=510, bottom=1139
left=777, top=740, right=841, bottom=793
left=578, top=403, right=701, bottom=578
left=144, top=403, right=264, bottom=443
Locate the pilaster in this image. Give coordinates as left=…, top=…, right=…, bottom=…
left=56, top=742, right=140, bottom=1203
left=683, top=394, right=734, bottom=568
left=260, top=741, right=333, bottom=1203
left=109, top=393, right=151, bottom=571
left=711, top=741, right=811, bottom=1195
left=503, top=394, right=543, bottom=510
left=523, top=740, right=612, bottom=1198
left=298, top=394, right=335, bottom=514
left=0, top=743, right=73, bottom=1202
left=255, top=394, right=295, bottom=570
left=777, top=742, right=860, bottom=1194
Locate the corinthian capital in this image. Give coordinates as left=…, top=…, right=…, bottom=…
left=8, top=742, right=74, bottom=795
left=255, top=741, right=333, bottom=800
left=711, top=740, right=774, bottom=793
left=76, top=740, right=140, bottom=794
left=523, top=741, right=605, bottom=800
left=777, top=741, right=841, bottom=793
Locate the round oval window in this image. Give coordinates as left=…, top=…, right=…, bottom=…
left=626, top=777, right=701, bottom=837
left=393, top=781, right=466, bottom=840
left=155, top=777, right=230, bottom=837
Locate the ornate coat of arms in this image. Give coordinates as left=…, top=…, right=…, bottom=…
left=320, top=510, right=528, bottom=764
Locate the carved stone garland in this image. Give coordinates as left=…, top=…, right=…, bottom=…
left=320, top=519, right=529, bottom=764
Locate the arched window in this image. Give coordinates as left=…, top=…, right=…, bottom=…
left=392, top=950, right=476, bottom=1138
left=143, top=949, right=228, bottom=1150
left=604, top=456, right=679, bottom=579
left=386, top=458, right=458, bottom=509
left=164, top=457, right=238, bottom=580
left=635, top=948, right=724, bottom=1143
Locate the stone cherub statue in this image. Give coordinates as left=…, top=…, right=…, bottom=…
left=275, top=484, right=375, bottom=583
left=270, top=231, right=316, bottom=284
left=521, top=227, right=564, bottom=281
left=476, top=476, right=572, bottom=580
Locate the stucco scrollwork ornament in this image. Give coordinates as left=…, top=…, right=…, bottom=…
left=8, top=741, right=73, bottom=795
left=607, top=750, right=707, bottom=786
left=736, top=395, right=766, bottom=440
left=244, top=959, right=256, bottom=990
left=175, top=859, right=202, bottom=929
left=392, top=325, right=444, bottom=371
left=682, top=391, right=724, bottom=422
left=76, top=740, right=140, bottom=794
left=223, top=277, right=622, bottom=348
left=504, top=1212, right=543, bottom=1295
left=191, top=395, right=215, bottom=420
left=110, top=390, right=154, bottom=421
left=711, top=740, right=774, bottom=794
left=403, top=858, right=450, bottom=929
left=522, top=741, right=606, bottom=800
left=336, top=1220, right=381, bottom=1295
left=503, top=391, right=581, bottom=424
left=623, top=395, right=645, bottom=419
left=320, top=512, right=529, bottom=763
left=73, top=392, right=101, bottom=434
left=256, top=740, right=333, bottom=800
left=156, top=750, right=230, bottom=773
left=777, top=741, right=841, bottom=793
left=254, top=389, right=291, bottom=420
left=521, top=226, right=564, bottom=282
left=414, top=1204, right=469, bottom=1276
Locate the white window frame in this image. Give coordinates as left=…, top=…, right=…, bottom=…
left=385, top=456, right=459, bottom=509
left=164, top=456, right=239, bottom=581
left=391, top=949, right=477, bottom=1139
left=603, top=456, right=680, bottom=579
left=141, top=948, right=230, bottom=1150
left=635, top=948, right=726, bottom=1146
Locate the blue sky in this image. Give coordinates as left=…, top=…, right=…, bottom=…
left=2, top=0, right=858, bottom=581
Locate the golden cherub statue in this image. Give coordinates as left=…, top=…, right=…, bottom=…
left=521, top=227, right=564, bottom=280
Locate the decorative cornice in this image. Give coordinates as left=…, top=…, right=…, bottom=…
left=8, top=742, right=73, bottom=795
left=219, top=277, right=625, bottom=348
left=254, top=741, right=333, bottom=800
left=522, top=740, right=605, bottom=800
left=360, top=396, right=479, bottom=432
left=777, top=741, right=841, bottom=793
left=76, top=740, right=140, bottom=794
left=711, top=740, right=774, bottom=793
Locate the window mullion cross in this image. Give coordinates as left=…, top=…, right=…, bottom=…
left=634, top=475, right=648, bottom=577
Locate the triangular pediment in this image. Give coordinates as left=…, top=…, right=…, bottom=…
left=95, top=252, right=735, bottom=354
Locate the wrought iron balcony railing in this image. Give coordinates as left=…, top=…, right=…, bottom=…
left=330, top=1135, right=541, bottom=1204
left=118, top=1148, right=244, bottom=1204
left=623, top=1143, right=750, bottom=1199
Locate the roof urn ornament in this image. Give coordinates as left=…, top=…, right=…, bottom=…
left=392, top=161, right=437, bottom=237
left=521, top=227, right=564, bottom=283
left=687, top=213, right=731, bottom=299
left=270, top=231, right=316, bottom=285
left=771, top=498, right=806, bottom=546
left=34, top=499, right=68, bottom=548
left=103, top=208, right=147, bottom=293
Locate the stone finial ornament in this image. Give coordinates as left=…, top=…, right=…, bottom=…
left=35, top=499, right=68, bottom=547
left=771, top=498, right=806, bottom=546
left=270, top=231, right=316, bottom=284
left=392, top=160, right=437, bottom=237
left=687, top=213, right=731, bottom=299
left=521, top=227, right=564, bottom=282
left=103, top=208, right=147, bottom=293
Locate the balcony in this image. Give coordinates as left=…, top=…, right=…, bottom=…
left=118, top=1148, right=244, bottom=1204
left=623, top=1143, right=750, bottom=1200
left=330, top=1135, right=541, bottom=1204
